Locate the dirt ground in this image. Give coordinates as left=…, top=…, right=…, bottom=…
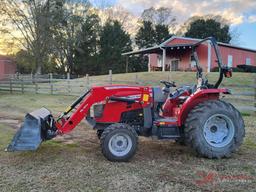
left=0, top=93, right=256, bottom=192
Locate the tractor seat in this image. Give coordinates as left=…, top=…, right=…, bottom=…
left=170, top=85, right=195, bottom=100
left=153, top=87, right=167, bottom=103
left=178, top=96, right=189, bottom=104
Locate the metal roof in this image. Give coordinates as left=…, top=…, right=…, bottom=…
left=161, top=36, right=256, bottom=52
left=122, top=46, right=162, bottom=56
left=122, top=36, right=256, bottom=56
left=122, top=44, right=193, bottom=56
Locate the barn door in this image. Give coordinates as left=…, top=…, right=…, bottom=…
left=171, top=59, right=179, bottom=71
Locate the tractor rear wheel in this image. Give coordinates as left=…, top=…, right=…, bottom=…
left=100, top=123, right=138, bottom=162
left=185, top=100, right=245, bottom=158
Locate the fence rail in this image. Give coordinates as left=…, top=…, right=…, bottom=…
left=1, top=71, right=256, bottom=113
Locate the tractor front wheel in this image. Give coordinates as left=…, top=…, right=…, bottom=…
left=185, top=100, right=245, bottom=158
left=100, top=123, right=138, bottom=162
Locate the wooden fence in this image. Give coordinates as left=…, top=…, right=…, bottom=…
left=0, top=71, right=144, bottom=96
left=0, top=71, right=255, bottom=113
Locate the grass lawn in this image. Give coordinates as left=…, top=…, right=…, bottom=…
left=0, top=92, right=256, bottom=192
left=0, top=71, right=256, bottom=191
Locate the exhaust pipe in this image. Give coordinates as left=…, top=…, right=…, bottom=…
left=6, top=108, right=57, bottom=152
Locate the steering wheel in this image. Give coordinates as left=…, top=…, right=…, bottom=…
left=160, top=80, right=176, bottom=88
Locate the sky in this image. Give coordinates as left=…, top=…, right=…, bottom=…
left=90, top=0, right=256, bottom=49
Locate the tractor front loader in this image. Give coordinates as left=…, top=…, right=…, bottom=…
left=6, top=37, right=245, bottom=162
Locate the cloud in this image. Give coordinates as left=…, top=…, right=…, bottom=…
left=248, top=15, right=256, bottom=23
left=117, top=0, right=256, bottom=25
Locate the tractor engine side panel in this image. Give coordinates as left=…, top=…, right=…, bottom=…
left=95, top=101, right=143, bottom=123
left=94, top=86, right=153, bottom=123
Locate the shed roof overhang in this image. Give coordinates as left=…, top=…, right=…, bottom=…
left=122, top=44, right=193, bottom=56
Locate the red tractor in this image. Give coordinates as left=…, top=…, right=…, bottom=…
left=7, top=37, right=245, bottom=161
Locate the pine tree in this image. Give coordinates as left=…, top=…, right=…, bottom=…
left=99, top=20, right=132, bottom=74
left=185, top=19, right=232, bottom=43
left=74, top=14, right=100, bottom=75
left=154, top=24, right=170, bottom=44
left=135, top=21, right=156, bottom=49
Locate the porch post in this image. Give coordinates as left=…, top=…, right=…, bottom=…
left=207, top=41, right=211, bottom=73
left=162, top=48, right=166, bottom=72
left=148, top=54, right=151, bottom=72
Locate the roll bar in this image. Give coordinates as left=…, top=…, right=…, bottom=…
left=191, top=37, right=232, bottom=88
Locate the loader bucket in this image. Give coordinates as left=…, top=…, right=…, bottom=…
left=6, top=108, right=52, bottom=152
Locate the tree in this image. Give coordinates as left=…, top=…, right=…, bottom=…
left=141, top=7, right=155, bottom=24
left=135, top=21, right=156, bottom=49
left=154, top=24, right=170, bottom=44
left=51, top=0, right=91, bottom=74
left=133, top=21, right=156, bottom=73
left=133, top=8, right=174, bottom=73
left=0, top=0, right=63, bottom=74
left=136, top=7, right=175, bottom=48
left=74, top=14, right=101, bottom=75
left=184, top=19, right=232, bottom=43
left=141, top=7, right=176, bottom=31
left=15, top=50, right=36, bottom=73
left=127, top=55, right=148, bottom=72
left=99, top=20, right=132, bottom=74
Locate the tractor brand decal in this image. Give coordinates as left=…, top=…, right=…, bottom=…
left=104, top=86, right=141, bottom=90
left=126, top=94, right=141, bottom=99
left=80, top=104, right=88, bottom=113
left=107, top=95, right=141, bottom=103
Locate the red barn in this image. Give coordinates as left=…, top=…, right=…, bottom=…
left=0, top=55, right=16, bottom=80
left=123, top=37, right=256, bottom=72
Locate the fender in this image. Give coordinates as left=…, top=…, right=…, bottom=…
left=177, top=88, right=231, bottom=126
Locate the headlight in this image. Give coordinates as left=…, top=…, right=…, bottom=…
left=90, top=104, right=104, bottom=118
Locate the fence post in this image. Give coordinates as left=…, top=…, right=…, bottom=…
left=135, top=73, right=139, bottom=84
left=86, top=74, right=89, bottom=88
left=9, top=78, right=13, bottom=94
left=34, top=77, right=38, bottom=94
left=50, top=73, right=53, bottom=95
left=67, top=72, right=71, bottom=95
left=21, top=79, right=24, bottom=94
left=35, top=82, right=38, bottom=94
left=109, top=70, right=112, bottom=85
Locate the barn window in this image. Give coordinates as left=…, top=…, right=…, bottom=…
left=246, top=58, right=251, bottom=65
left=228, top=55, right=233, bottom=68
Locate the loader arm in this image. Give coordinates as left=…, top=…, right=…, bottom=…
left=55, top=89, right=112, bottom=134
left=55, top=86, right=151, bottom=134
